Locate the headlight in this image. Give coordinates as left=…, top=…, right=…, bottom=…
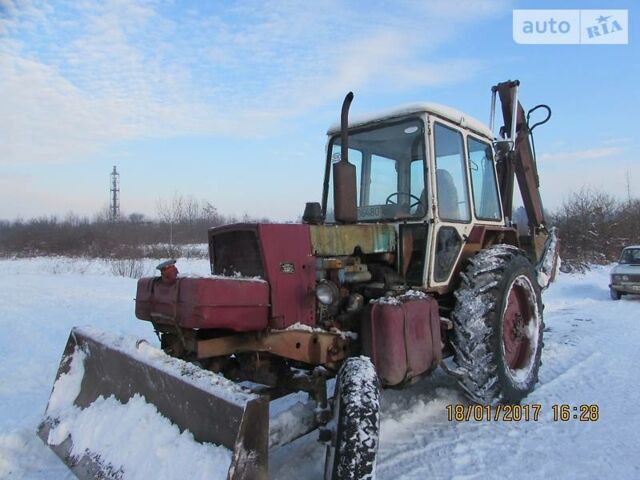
left=316, top=280, right=339, bottom=306
left=622, top=275, right=629, bottom=281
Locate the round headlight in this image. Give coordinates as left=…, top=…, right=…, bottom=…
left=316, top=280, right=339, bottom=306
left=623, top=275, right=629, bottom=281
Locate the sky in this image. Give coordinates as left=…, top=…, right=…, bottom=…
left=0, top=0, right=637, bottom=221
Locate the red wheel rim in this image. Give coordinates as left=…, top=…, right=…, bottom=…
left=502, top=277, right=535, bottom=372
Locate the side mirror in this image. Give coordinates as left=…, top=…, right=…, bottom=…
left=302, top=202, right=323, bottom=225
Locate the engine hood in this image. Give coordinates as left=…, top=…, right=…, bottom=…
left=610, top=263, right=640, bottom=275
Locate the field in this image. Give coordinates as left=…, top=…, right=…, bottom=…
left=0, top=257, right=638, bottom=479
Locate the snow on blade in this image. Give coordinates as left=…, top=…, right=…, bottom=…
left=56, top=394, right=231, bottom=480
left=75, top=326, right=256, bottom=407
left=45, top=347, right=86, bottom=420
left=43, top=332, right=233, bottom=479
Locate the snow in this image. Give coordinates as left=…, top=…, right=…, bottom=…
left=536, top=227, right=559, bottom=289
left=0, top=255, right=211, bottom=277
left=72, top=327, right=256, bottom=407
left=281, top=322, right=358, bottom=340
left=40, top=336, right=233, bottom=479
left=399, top=289, right=429, bottom=300
left=51, top=394, right=231, bottom=480
left=209, top=274, right=266, bottom=282
left=1, top=257, right=639, bottom=479
left=45, top=348, right=86, bottom=420
left=326, top=102, right=493, bottom=139
left=282, top=322, right=324, bottom=333
left=370, top=296, right=402, bottom=305
left=370, top=289, right=429, bottom=305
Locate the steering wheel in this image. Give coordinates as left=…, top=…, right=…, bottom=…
left=385, top=192, right=423, bottom=210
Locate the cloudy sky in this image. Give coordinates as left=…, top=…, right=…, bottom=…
left=0, top=0, right=637, bottom=221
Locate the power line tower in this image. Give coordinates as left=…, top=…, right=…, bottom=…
left=110, top=165, right=120, bottom=221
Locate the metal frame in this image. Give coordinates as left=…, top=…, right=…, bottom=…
left=195, top=329, right=351, bottom=367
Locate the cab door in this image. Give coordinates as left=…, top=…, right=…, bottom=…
left=426, top=118, right=475, bottom=292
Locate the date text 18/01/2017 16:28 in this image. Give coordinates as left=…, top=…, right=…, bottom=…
left=446, top=404, right=600, bottom=422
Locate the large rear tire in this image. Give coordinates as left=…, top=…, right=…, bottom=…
left=324, top=357, right=380, bottom=480
left=452, top=244, right=544, bottom=404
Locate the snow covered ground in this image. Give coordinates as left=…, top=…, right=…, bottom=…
left=0, top=257, right=638, bottom=479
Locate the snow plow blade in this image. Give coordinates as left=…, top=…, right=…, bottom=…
left=38, top=327, right=269, bottom=480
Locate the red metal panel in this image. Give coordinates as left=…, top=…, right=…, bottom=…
left=467, top=225, right=485, bottom=244
left=258, top=224, right=316, bottom=329
left=364, top=296, right=441, bottom=386
left=135, top=277, right=269, bottom=331
left=368, top=303, right=406, bottom=386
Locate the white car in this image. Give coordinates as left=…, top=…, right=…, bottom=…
left=609, top=245, right=640, bottom=300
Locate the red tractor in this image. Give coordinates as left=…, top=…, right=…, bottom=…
left=40, top=81, right=558, bottom=480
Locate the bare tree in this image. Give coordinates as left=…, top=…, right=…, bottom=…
left=551, top=187, right=621, bottom=266
left=156, top=192, right=185, bottom=250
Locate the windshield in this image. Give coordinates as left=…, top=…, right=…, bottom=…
left=324, top=118, right=426, bottom=222
left=619, top=248, right=640, bottom=264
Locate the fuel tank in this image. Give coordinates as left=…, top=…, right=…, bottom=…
left=361, top=293, right=442, bottom=386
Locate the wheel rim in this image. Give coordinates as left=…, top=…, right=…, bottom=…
left=501, top=275, right=540, bottom=383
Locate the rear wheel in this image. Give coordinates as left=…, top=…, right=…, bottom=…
left=324, top=357, right=380, bottom=480
left=610, top=287, right=621, bottom=300
left=452, top=244, right=544, bottom=404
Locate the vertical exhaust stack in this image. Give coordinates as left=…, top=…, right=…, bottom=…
left=333, top=92, right=358, bottom=224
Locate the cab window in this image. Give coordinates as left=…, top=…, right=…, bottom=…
left=468, top=137, right=501, bottom=221
left=434, top=123, right=470, bottom=222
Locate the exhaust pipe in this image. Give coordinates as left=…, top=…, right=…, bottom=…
left=333, top=92, right=358, bottom=224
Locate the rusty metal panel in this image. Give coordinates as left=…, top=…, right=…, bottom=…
left=135, top=276, right=270, bottom=331
left=361, top=295, right=441, bottom=386
left=196, top=330, right=349, bottom=366
left=208, top=223, right=316, bottom=330
left=258, top=224, right=316, bottom=329
left=309, top=224, right=396, bottom=256
left=39, top=328, right=269, bottom=480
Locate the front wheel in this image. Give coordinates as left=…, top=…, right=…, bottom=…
left=610, top=287, right=622, bottom=300
left=452, top=244, right=544, bottom=404
left=324, top=357, right=380, bottom=480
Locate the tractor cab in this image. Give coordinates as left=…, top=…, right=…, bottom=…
left=318, top=103, right=506, bottom=293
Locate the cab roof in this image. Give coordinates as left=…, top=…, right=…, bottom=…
left=327, top=102, right=493, bottom=140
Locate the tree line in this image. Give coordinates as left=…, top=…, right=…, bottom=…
left=1, top=189, right=637, bottom=266
left=550, top=187, right=640, bottom=270
left=0, top=194, right=270, bottom=258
